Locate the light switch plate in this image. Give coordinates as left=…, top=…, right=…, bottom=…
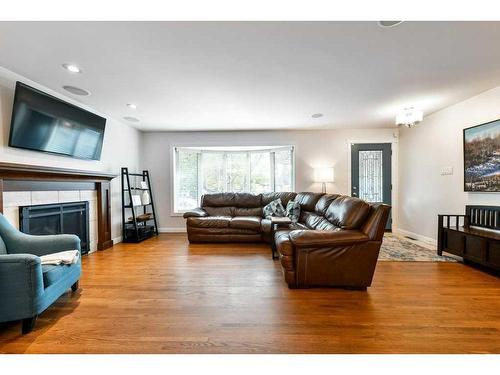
left=441, top=166, right=453, bottom=175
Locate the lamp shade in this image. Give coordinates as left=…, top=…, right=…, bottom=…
left=314, top=167, right=334, bottom=183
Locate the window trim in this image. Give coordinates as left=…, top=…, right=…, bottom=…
left=171, top=145, right=295, bottom=215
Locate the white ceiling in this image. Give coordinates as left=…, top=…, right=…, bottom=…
left=1, top=21, right=500, bottom=131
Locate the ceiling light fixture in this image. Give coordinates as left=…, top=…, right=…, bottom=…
left=123, top=116, right=140, bottom=123
left=378, top=21, right=404, bottom=28
left=62, top=85, right=91, bottom=96
left=395, top=107, right=423, bottom=128
left=126, top=103, right=137, bottom=110
left=312, top=113, right=324, bottom=119
left=62, top=63, right=82, bottom=73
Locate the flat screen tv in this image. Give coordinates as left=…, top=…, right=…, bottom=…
left=9, top=82, right=106, bottom=160
left=463, top=119, right=500, bottom=192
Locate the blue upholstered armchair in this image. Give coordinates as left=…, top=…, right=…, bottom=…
left=0, top=213, right=81, bottom=334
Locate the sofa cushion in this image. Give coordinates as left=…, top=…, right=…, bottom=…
left=230, top=216, right=262, bottom=231
left=325, top=195, right=371, bottom=229
left=232, top=207, right=262, bottom=217
left=295, top=192, right=324, bottom=212
left=302, top=211, right=323, bottom=229
left=187, top=226, right=258, bottom=236
left=285, top=200, right=301, bottom=223
left=314, top=194, right=340, bottom=215
left=42, top=264, right=76, bottom=288
left=262, top=192, right=297, bottom=207
left=263, top=199, right=285, bottom=218
left=204, top=206, right=234, bottom=217
left=203, top=206, right=262, bottom=217
left=187, top=216, right=232, bottom=228
left=314, top=218, right=337, bottom=231
left=202, top=193, right=262, bottom=208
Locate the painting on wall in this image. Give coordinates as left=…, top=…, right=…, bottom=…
left=463, top=119, right=500, bottom=192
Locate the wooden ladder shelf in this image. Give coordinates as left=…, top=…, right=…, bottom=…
left=121, top=167, right=159, bottom=242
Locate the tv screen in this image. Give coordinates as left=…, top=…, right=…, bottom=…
left=9, top=82, right=106, bottom=160
left=463, top=119, right=500, bottom=192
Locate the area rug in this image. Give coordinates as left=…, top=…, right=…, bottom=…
left=379, top=233, right=459, bottom=262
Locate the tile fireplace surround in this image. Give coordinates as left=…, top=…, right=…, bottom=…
left=0, top=162, right=116, bottom=251
left=3, top=190, right=98, bottom=252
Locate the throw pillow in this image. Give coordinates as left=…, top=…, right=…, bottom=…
left=286, top=200, right=301, bottom=223
left=262, top=198, right=286, bottom=218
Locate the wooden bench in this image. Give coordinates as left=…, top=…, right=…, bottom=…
left=438, top=205, right=500, bottom=271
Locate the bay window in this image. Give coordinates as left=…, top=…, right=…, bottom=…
left=173, top=146, right=294, bottom=212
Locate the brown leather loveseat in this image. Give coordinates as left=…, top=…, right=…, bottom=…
left=183, top=192, right=391, bottom=289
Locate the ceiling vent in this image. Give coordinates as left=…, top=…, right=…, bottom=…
left=123, top=116, right=140, bottom=123
left=378, top=21, right=404, bottom=28
left=63, top=85, right=90, bottom=96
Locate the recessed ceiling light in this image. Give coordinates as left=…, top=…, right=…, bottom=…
left=378, top=21, right=404, bottom=28
left=312, top=113, right=324, bottom=119
left=126, top=103, right=137, bottom=110
left=62, top=63, right=82, bottom=73
left=123, top=116, right=140, bottom=123
left=63, top=85, right=91, bottom=96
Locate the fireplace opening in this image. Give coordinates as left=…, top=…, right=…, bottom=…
left=19, top=201, right=90, bottom=255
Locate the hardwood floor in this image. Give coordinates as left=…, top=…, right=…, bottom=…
left=0, top=233, right=499, bottom=354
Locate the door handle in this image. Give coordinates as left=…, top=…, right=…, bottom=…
left=352, top=192, right=358, bottom=197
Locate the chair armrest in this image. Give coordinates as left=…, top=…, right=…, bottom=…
left=183, top=208, right=208, bottom=218
left=289, top=230, right=369, bottom=247
left=438, top=214, right=467, bottom=229
left=6, top=232, right=81, bottom=257
left=0, top=254, right=44, bottom=312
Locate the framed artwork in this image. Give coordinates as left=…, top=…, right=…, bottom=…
left=463, top=119, right=500, bottom=192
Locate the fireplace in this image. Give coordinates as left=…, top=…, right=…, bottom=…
left=19, top=201, right=90, bottom=255
left=0, top=162, right=116, bottom=251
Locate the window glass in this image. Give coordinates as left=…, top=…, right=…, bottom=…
left=176, top=151, right=199, bottom=211
left=201, top=152, right=225, bottom=195
left=250, top=152, right=271, bottom=193
left=174, top=147, right=294, bottom=212
left=358, top=150, right=383, bottom=202
left=227, top=153, right=249, bottom=192
left=275, top=149, right=293, bottom=191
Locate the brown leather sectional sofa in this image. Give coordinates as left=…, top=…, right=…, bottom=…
left=183, top=192, right=391, bottom=289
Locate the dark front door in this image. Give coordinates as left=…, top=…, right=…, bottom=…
left=351, top=143, right=392, bottom=230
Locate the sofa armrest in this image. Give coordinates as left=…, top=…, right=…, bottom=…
left=183, top=208, right=208, bottom=218
left=361, top=204, right=391, bottom=241
left=0, top=254, right=44, bottom=319
left=289, top=230, right=369, bottom=247
left=6, top=232, right=81, bottom=257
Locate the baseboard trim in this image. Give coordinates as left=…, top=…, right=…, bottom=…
left=111, top=230, right=185, bottom=244
left=159, top=227, right=187, bottom=233
left=394, top=228, right=437, bottom=246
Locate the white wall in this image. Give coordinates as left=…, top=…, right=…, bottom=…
left=398, top=85, right=500, bottom=243
left=141, top=128, right=398, bottom=231
left=0, top=67, right=142, bottom=242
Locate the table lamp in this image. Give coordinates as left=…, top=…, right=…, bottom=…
left=314, top=167, right=334, bottom=193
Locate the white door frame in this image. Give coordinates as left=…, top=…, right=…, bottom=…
left=346, top=134, right=399, bottom=231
